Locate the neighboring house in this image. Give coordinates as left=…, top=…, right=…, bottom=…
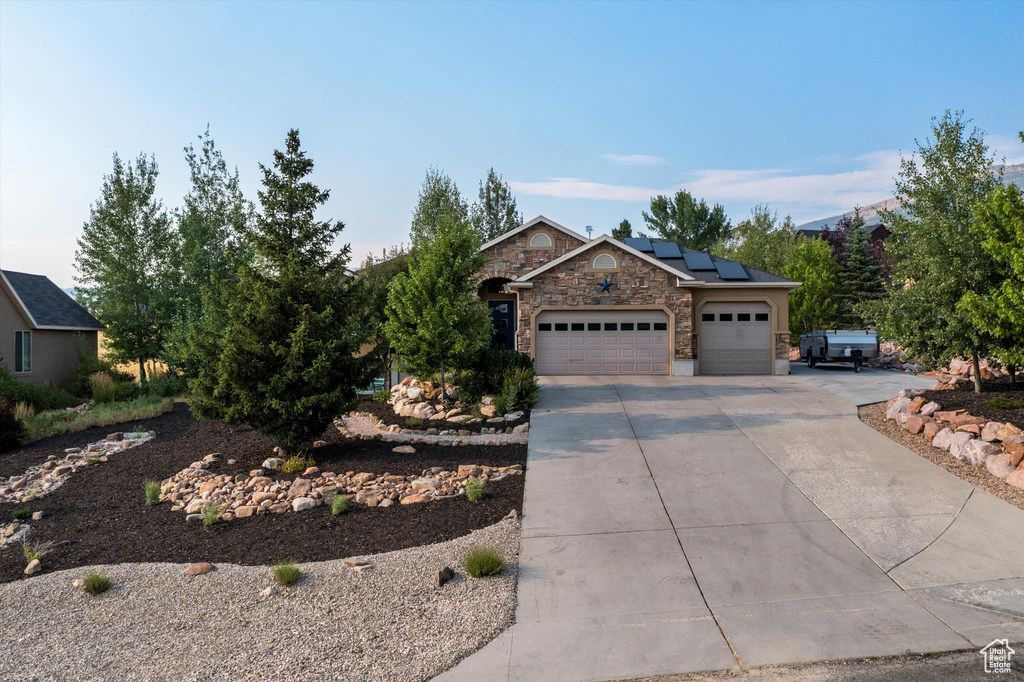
left=797, top=223, right=891, bottom=250
left=0, top=270, right=103, bottom=386
left=478, top=216, right=800, bottom=376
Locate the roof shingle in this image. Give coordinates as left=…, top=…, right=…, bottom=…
left=2, top=270, right=103, bottom=329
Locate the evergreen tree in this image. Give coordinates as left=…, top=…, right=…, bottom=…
left=612, top=219, right=633, bottom=240
left=469, top=167, right=523, bottom=242
left=384, top=215, right=491, bottom=403
left=835, top=209, right=882, bottom=327
left=410, top=167, right=468, bottom=245
left=75, top=153, right=175, bottom=383
left=165, top=127, right=253, bottom=377
left=189, top=130, right=368, bottom=452
left=864, top=111, right=1003, bottom=392
left=642, top=190, right=732, bottom=251
left=782, top=237, right=840, bottom=341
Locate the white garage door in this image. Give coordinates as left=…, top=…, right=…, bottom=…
left=699, top=302, right=772, bottom=375
left=535, top=310, right=671, bottom=375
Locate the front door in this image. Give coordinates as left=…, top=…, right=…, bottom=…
left=488, top=300, right=515, bottom=350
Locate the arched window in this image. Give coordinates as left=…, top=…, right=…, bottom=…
left=592, top=253, right=617, bottom=270
left=529, top=232, right=553, bottom=248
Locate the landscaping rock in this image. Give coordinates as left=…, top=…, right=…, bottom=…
left=186, top=514, right=204, bottom=523
left=948, top=432, right=975, bottom=462
left=906, top=397, right=927, bottom=413
left=355, top=490, right=378, bottom=504
left=411, top=478, right=441, bottom=491
left=184, top=562, right=214, bottom=576
left=1003, top=436, right=1024, bottom=467
left=957, top=424, right=982, bottom=436
left=951, top=414, right=987, bottom=430
left=31, top=511, right=44, bottom=520
left=185, top=499, right=206, bottom=515
left=905, top=415, right=932, bottom=435
left=234, top=506, right=256, bottom=518
left=885, top=397, right=911, bottom=421
left=401, top=493, right=429, bottom=505
left=262, top=458, right=284, bottom=471
left=352, top=472, right=375, bottom=485
left=436, top=566, right=455, bottom=587
left=931, top=428, right=956, bottom=451
left=24, top=559, right=41, bottom=575
left=259, top=586, right=277, bottom=599
left=106, top=432, right=123, bottom=442
left=1005, top=423, right=1023, bottom=438
left=303, top=467, right=320, bottom=477
left=512, top=423, right=530, bottom=435
left=458, top=465, right=483, bottom=477
left=288, top=478, right=313, bottom=498
left=964, top=439, right=1001, bottom=466
left=252, top=492, right=277, bottom=505
left=480, top=405, right=498, bottom=418
left=986, top=455, right=1017, bottom=479
left=982, top=422, right=1005, bottom=442
left=920, top=401, right=940, bottom=417
left=291, top=498, right=316, bottom=512
left=935, top=410, right=961, bottom=423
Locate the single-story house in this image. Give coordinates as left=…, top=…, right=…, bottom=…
left=477, top=216, right=800, bottom=376
left=1, top=270, right=104, bottom=386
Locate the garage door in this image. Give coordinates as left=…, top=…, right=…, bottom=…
left=699, top=302, right=772, bottom=375
left=535, top=310, right=671, bottom=375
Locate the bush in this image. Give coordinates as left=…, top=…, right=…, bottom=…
left=332, top=494, right=350, bottom=515
left=406, top=417, right=422, bottom=427
left=464, top=546, right=504, bottom=578
left=458, top=349, right=535, bottom=404
left=988, top=394, right=1022, bottom=410
left=62, top=346, right=133, bottom=399
left=281, top=455, right=315, bottom=474
left=143, top=374, right=186, bottom=398
left=202, top=502, right=221, bottom=526
left=14, top=401, right=35, bottom=422
left=465, top=477, right=485, bottom=502
left=11, top=507, right=32, bottom=520
left=0, top=401, right=25, bottom=453
left=0, top=366, right=78, bottom=412
left=372, top=389, right=391, bottom=403
left=144, top=480, right=162, bottom=505
left=89, top=373, right=117, bottom=404
left=83, top=572, right=111, bottom=595
left=273, top=562, right=301, bottom=586
left=86, top=457, right=101, bottom=466
left=23, top=540, right=53, bottom=563
left=493, top=366, right=540, bottom=415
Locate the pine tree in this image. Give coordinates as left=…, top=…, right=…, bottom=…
left=384, top=215, right=491, bottom=403
left=189, top=130, right=368, bottom=452
left=863, top=111, right=1003, bottom=392
left=75, top=153, right=175, bottom=383
left=410, top=167, right=468, bottom=245
left=469, top=167, right=523, bottom=242
left=835, top=209, right=882, bottom=327
left=612, top=219, right=633, bottom=240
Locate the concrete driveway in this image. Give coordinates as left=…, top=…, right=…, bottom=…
left=437, top=374, right=1024, bottom=682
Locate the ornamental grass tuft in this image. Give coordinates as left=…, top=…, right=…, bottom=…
left=332, top=494, right=350, bottom=515
left=83, top=572, right=110, bottom=595
left=273, top=562, right=301, bottom=587
left=464, top=545, right=504, bottom=578
left=281, top=455, right=315, bottom=474
left=202, top=502, right=221, bottom=526
left=144, top=480, right=162, bottom=505
left=465, top=477, right=485, bottom=502
left=11, top=507, right=31, bottom=521
left=988, top=394, right=1022, bottom=410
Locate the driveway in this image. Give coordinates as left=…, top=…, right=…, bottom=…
left=437, top=374, right=1024, bottom=681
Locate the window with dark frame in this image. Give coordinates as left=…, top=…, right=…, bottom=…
left=14, top=330, right=31, bottom=373
left=604, top=322, right=617, bottom=331
left=621, top=322, right=635, bottom=331
left=555, top=323, right=568, bottom=331
left=719, top=313, right=733, bottom=321
left=653, top=322, right=667, bottom=331
left=571, top=323, right=584, bottom=331
left=701, top=313, right=714, bottom=322
left=737, top=313, right=751, bottom=322
left=538, top=323, right=552, bottom=331
left=637, top=322, right=650, bottom=331
left=755, top=313, right=769, bottom=322
left=588, top=323, right=601, bottom=331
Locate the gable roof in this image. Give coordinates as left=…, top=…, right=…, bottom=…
left=1, top=270, right=103, bottom=330
left=479, top=215, right=588, bottom=252
left=639, top=238, right=797, bottom=286
left=508, top=234, right=698, bottom=287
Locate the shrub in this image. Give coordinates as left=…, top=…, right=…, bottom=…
left=83, top=572, right=111, bottom=595
left=0, top=366, right=78, bottom=412
left=0, top=401, right=25, bottom=453
left=202, top=502, right=221, bottom=526
left=23, top=540, right=54, bottom=563
left=332, top=494, right=350, bottom=515
left=281, top=455, right=316, bottom=474
left=14, top=401, right=35, bottom=422
left=89, top=373, right=117, bottom=404
left=465, top=477, right=485, bottom=502
left=493, top=367, right=539, bottom=415
left=143, top=373, right=186, bottom=398
left=273, top=562, right=301, bottom=586
left=86, top=457, right=101, bottom=466
left=27, top=396, right=171, bottom=440
left=988, top=394, right=1022, bottom=410
left=458, top=349, right=535, bottom=404
left=11, top=507, right=32, bottom=521
left=464, top=546, right=504, bottom=578
left=372, top=389, right=391, bottom=403
left=143, top=480, right=162, bottom=505
left=406, top=417, right=422, bottom=427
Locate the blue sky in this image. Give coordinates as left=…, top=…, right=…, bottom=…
left=1, top=0, right=1022, bottom=287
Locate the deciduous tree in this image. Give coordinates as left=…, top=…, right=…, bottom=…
left=410, top=167, right=468, bottom=245
left=357, top=245, right=413, bottom=387
left=782, top=238, right=840, bottom=341
left=469, top=167, right=523, bottom=242
left=642, top=190, right=731, bottom=251
left=715, top=204, right=798, bottom=276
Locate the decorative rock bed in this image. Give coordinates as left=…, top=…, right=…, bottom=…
left=161, top=452, right=523, bottom=520
left=339, top=413, right=528, bottom=446
left=885, top=389, right=1024, bottom=489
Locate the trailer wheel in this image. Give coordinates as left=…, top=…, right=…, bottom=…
left=854, top=359, right=862, bottom=373
left=807, top=355, right=816, bottom=368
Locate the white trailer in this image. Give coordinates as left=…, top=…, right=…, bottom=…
left=799, top=330, right=879, bottom=372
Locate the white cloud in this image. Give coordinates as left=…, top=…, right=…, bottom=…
left=990, top=133, right=1024, bottom=165
left=602, top=153, right=669, bottom=166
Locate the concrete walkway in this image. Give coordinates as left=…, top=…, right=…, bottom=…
left=436, top=374, right=1024, bottom=681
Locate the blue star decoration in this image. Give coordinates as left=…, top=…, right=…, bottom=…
left=598, top=276, right=614, bottom=293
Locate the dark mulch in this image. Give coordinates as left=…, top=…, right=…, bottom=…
left=859, top=402, right=1024, bottom=511
left=357, top=396, right=529, bottom=434
left=921, top=378, right=1024, bottom=426
left=0, top=403, right=525, bottom=584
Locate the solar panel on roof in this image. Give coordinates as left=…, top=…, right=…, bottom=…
left=622, top=237, right=653, bottom=252
left=714, top=261, right=749, bottom=280
left=652, top=242, right=683, bottom=258
left=682, top=252, right=715, bottom=270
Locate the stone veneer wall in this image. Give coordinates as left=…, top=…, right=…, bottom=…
left=478, top=223, right=586, bottom=283
left=514, top=243, right=694, bottom=360
left=775, top=332, right=791, bottom=360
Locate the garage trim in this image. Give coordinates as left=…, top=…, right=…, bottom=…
left=530, top=304, right=676, bottom=372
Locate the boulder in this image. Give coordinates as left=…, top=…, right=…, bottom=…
left=1005, top=423, right=1023, bottom=438
left=250, top=476, right=273, bottom=488
left=513, top=423, right=530, bottom=435
left=1003, top=436, right=1024, bottom=467
left=411, top=478, right=441, bottom=491
left=504, top=411, right=525, bottom=421
left=906, top=397, right=927, bottom=413
left=956, top=424, right=982, bottom=436
left=184, top=562, right=213, bottom=576
left=986, top=455, right=1017, bottom=479
left=982, top=422, right=1005, bottom=442
left=106, top=432, right=124, bottom=442
left=355, top=489, right=379, bottom=504
left=303, top=467, right=320, bottom=477
left=412, top=402, right=436, bottom=420
left=458, top=465, right=483, bottom=478
left=407, top=386, right=424, bottom=401
left=185, top=499, right=206, bottom=515
left=352, top=472, right=375, bottom=485
left=199, top=480, right=219, bottom=495
left=920, top=401, right=940, bottom=417
left=287, top=478, right=312, bottom=498
left=931, top=428, right=956, bottom=451
left=951, top=414, right=987, bottom=430
left=885, top=397, right=911, bottom=421
left=948, top=432, right=975, bottom=462
left=935, top=411, right=961, bottom=423
left=480, top=405, right=498, bottom=418
left=401, top=493, right=429, bottom=505
left=906, top=415, right=932, bottom=435
left=24, top=559, right=41, bottom=575
left=291, top=497, right=316, bottom=512
left=234, top=506, right=257, bottom=518
left=963, top=439, right=1001, bottom=466
left=262, top=458, right=284, bottom=471
left=391, top=445, right=416, bottom=454
left=923, top=422, right=942, bottom=442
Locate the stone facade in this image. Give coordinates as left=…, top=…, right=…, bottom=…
left=478, top=222, right=585, bottom=284
left=512, top=243, right=695, bottom=360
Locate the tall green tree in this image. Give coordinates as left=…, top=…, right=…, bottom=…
left=864, top=111, right=1003, bottom=393
left=782, top=237, right=840, bottom=341
left=715, top=205, right=798, bottom=275
left=642, top=190, right=732, bottom=251
left=75, top=153, right=175, bottom=383
left=612, top=219, right=633, bottom=240
left=189, top=130, right=367, bottom=452
left=836, top=209, right=883, bottom=327
left=959, top=181, right=1024, bottom=376
left=357, top=245, right=414, bottom=387
left=410, top=167, right=468, bottom=245
left=384, top=215, right=491, bottom=403
left=165, top=127, right=253, bottom=377
left=470, top=167, right=523, bottom=242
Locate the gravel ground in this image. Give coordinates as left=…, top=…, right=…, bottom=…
left=0, top=517, right=520, bottom=682
left=344, top=414, right=529, bottom=445
left=859, top=402, right=1024, bottom=510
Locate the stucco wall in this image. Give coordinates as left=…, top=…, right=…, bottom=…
left=479, top=222, right=586, bottom=283
left=514, top=243, right=695, bottom=360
